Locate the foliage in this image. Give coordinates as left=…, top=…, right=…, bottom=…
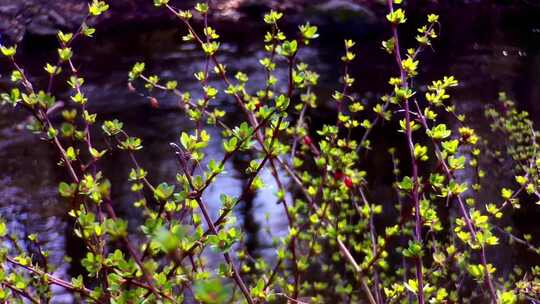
left=0, top=1, right=539, bottom=303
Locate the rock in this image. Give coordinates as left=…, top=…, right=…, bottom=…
left=0, top=0, right=87, bottom=42
left=0, top=0, right=158, bottom=42
left=0, top=0, right=373, bottom=43
left=314, top=0, right=376, bottom=20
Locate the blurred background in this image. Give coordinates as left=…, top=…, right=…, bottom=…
left=1, top=0, right=540, bottom=301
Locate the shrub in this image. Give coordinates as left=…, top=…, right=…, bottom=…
left=0, top=1, right=539, bottom=303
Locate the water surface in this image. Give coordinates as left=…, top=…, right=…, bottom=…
left=1, top=2, right=540, bottom=300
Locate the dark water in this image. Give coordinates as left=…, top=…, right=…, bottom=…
left=1, top=2, right=540, bottom=301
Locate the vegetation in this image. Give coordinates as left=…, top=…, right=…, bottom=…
left=0, top=0, right=539, bottom=303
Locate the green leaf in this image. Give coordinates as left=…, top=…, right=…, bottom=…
left=402, top=240, right=423, bottom=258
left=82, top=24, right=96, bottom=37
left=57, top=31, right=73, bottom=44
left=427, top=124, right=451, bottom=140
left=413, top=144, right=428, bottom=161
left=194, top=279, right=231, bottom=303
left=223, top=137, right=238, bottom=153
left=398, top=176, right=414, bottom=192
left=154, top=225, right=185, bottom=252
left=89, top=0, right=109, bottom=16
left=44, top=63, right=61, bottom=75
left=202, top=42, right=220, bottom=55
left=404, top=279, right=418, bottom=294
left=275, top=94, right=290, bottom=111
left=154, top=183, right=175, bottom=201
left=441, top=139, right=459, bottom=154
left=118, top=137, right=143, bottom=151
left=0, top=220, right=7, bottom=237
left=299, top=22, right=319, bottom=42
left=129, top=62, right=145, bottom=80
left=58, top=47, right=73, bottom=62
left=501, top=188, right=513, bottom=200
left=0, top=45, right=16, bottom=57
left=195, top=2, right=209, bottom=13
left=263, top=10, right=283, bottom=24
left=180, top=132, right=191, bottom=150
left=153, top=0, right=169, bottom=7
left=277, top=40, right=298, bottom=57
left=498, top=291, right=517, bottom=304
left=102, top=119, right=123, bottom=136
left=386, top=8, right=406, bottom=24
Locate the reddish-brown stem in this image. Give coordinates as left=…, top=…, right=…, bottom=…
left=195, top=197, right=255, bottom=304
left=385, top=1, right=425, bottom=303
left=6, top=256, right=105, bottom=304
left=412, top=99, right=498, bottom=302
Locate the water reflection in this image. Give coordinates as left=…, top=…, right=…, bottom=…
left=1, top=2, right=540, bottom=298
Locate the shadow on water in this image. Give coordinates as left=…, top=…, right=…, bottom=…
left=1, top=1, right=540, bottom=298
